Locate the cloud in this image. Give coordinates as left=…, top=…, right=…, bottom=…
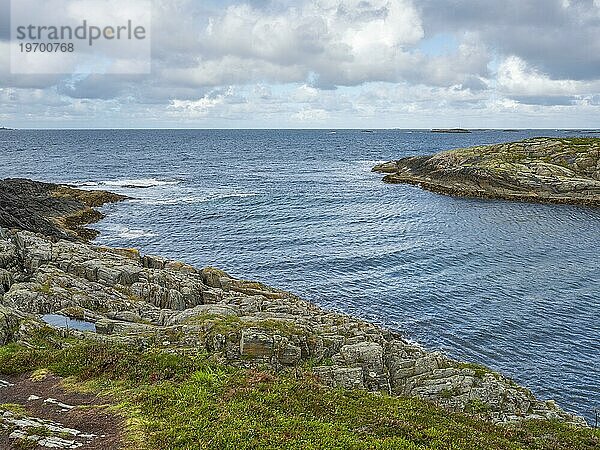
left=0, top=0, right=598, bottom=127
left=162, top=56, right=306, bottom=87
left=497, top=55, right=600, bottom=104
left=172, top=0, right=427, bottom=87
left=291, top=107, right=330, bottom=121
left=155, top=0, right=493, bottom=91
left=419, top=0, right=600, bottom=81
left=167, top=87, right=238, bottom=118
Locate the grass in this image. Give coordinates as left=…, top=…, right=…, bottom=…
left=35, top=279, right=54, bottom=295
left=446, top=138, right=599, bottom=161
left=0, top=336, right=598, bottom=450
left=0, top=403, right=27, bottom=415
left=434, top=138, right=600, bottom=184
left=456, top=362, right=494, bottom=379
left=184, top=313, right=308, bottom=337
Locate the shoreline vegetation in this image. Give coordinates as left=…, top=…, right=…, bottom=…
left=373, top=137, right=600, bottom=206
left=0, top=177, right=598, bottom=449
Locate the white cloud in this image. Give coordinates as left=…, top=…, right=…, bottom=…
left=176, top=0, right=427, bottom=87
left=162, top=56, right=305, bottom=87
left=291, top=107, right=330, bottom=121
left=291, top=84, right=320, bottom=102
left=167, top=87, right=236, bottom=117
left=497, top=56, right=600, bottom=97
left=0, top=0, right=599, bottom=127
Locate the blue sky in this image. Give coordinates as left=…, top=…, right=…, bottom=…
left=0, top=0, right=599, bottom=129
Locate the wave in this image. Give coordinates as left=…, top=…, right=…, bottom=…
left=118, top=229, right=157, bottom=239
left=77, top=178, right=181, bottom=189
left=129, top=192, right=259, bottom=206
left=99, top=224, right=157, bottom=239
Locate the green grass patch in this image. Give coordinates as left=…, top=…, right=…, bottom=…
left=184, top=314, right=307, bottom=337
left=0, top=337, right=598, bottom=450
left=0, top=403, right=27, bottom=416
left=456, top=362, right=493, bottom=379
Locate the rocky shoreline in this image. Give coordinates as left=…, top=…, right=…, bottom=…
left=0, top=178, right=588, bottom=448
left=373, top=137, right=600, bottom=206
left=0, top=179, right=126, bottom=241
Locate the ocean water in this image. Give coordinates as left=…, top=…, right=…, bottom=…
left=1, top=129, right=599, bottom=422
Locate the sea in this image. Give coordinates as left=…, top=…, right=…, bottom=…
left=1, top=129, right=599, bottom=422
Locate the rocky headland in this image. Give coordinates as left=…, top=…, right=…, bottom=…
left=0, top=178, right=594, bottom=449
left=373, top=137, right=600, bottom=205
left=0, top=178, right=126, bottom=241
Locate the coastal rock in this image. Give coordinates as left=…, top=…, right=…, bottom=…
left=0, top=237, right=17, bottom=271
left=0, top=305, right=22, bottom=345
left=240, top=328, right=274, bottom=359
left=0, top=178, right=126, bottom=241
left=313, top=366, right=365, bottom=390
left=0, top=226, right=587, bottom=426
left=166, top=304, right=239, bottom=326
left=373, top=138, right=600, bottom=206
left=0, top=178, right=589, bottom=427
left=276, top=340, right=302, bottom=365
left=106, top=310, right=143, bottom=323
left=334, top=342, right=390, bottom=392
left=95, top=318, right=156, bottom=336
left=0, top=268, right=12, bottom=294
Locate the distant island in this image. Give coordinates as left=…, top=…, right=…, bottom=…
left=373, top=137, right=600, bottom=206
left=0, top=127, right=14, bottom=131
left=431, top=128, right=471, bottom=133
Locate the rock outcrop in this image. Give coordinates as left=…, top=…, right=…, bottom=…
left=0, top=178, right=126, bottom=241
left=373, top=138, right=600, bottom=206
left=0, top=228, right=585, bottom=426
left=0, top=178, right=587, bottom=428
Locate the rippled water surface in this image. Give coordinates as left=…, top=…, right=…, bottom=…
left=1, top=129, right=599, bottom=421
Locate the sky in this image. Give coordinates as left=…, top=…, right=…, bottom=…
left=1, top=0, right=599, bottom=129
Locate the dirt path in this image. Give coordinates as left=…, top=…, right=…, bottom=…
left=0, top=373, right=123, bottom=449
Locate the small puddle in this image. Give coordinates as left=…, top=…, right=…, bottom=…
left=41, top=314, right=96, bottom=332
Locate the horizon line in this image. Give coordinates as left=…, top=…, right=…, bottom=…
left=3, top=127, right=600, bottom=131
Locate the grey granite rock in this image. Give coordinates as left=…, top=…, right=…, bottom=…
left=0, top=210, right=588, bottom=426
left=0, top=305, right=23, bottom=345
left=313, top=366, right=365, bottom=390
